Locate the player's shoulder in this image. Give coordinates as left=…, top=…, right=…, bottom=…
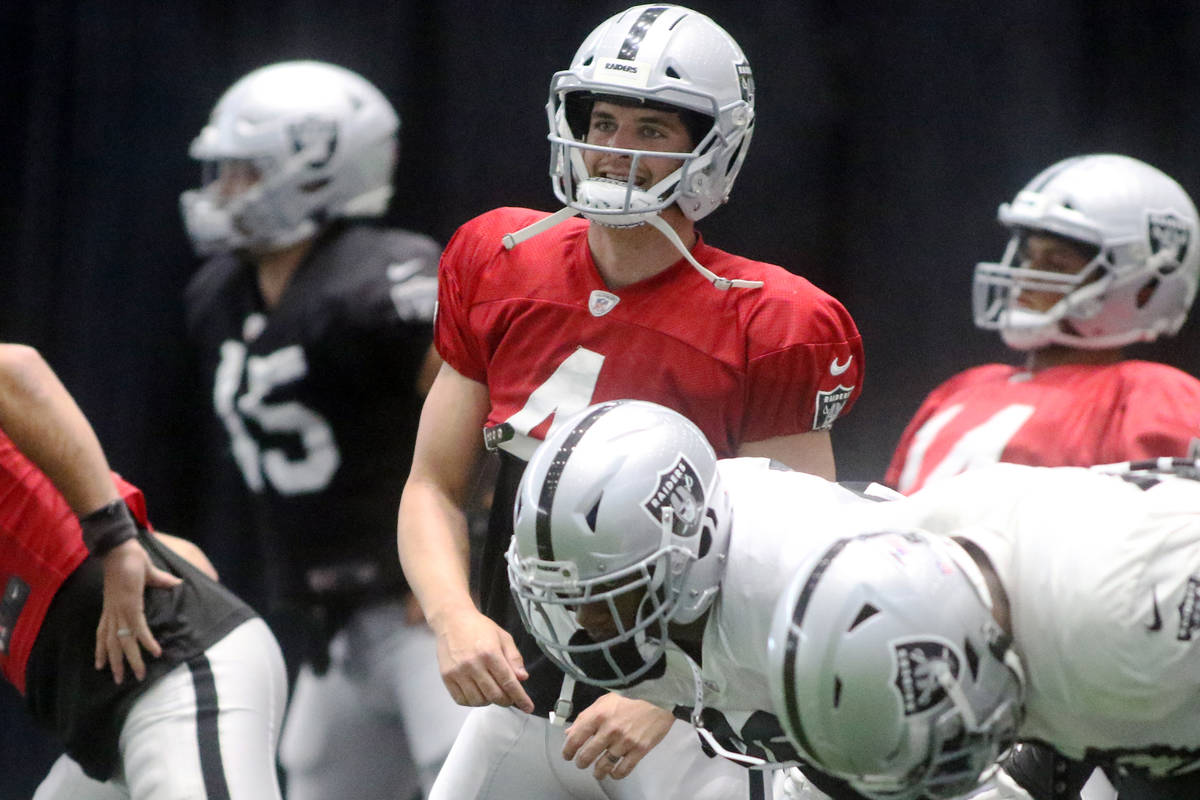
left=183, top=252, right=246, bottom=322
left=1107, top=359, right=1200, bottom=392
left=922, top=362, right=1020, bottom=399
left=317, top=221, right=441, bottom=278
left=448, top=206, right=583, bottom=252
left=699, top=248, right=860, bottom=347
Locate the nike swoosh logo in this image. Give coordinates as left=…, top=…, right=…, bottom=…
left=1147, top=588, right=1163, bottom=632
left=830, top=356, right=852, bottom=376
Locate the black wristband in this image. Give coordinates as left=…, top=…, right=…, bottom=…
left=79, top=498, right=138, bottom=557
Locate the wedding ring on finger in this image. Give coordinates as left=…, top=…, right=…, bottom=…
left=115, top=628, right=133, bottom=638
left=605, top=752, right=622, bottom=764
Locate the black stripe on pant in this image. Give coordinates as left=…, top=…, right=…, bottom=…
left=188, top=654, right=231, bottom=800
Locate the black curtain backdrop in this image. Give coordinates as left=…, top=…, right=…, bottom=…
left=4, top=2, right=1200, bottom=794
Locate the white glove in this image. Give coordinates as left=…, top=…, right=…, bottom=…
left=772, top=767, right=832, bottom=800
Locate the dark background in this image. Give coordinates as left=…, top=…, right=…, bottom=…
left=4, top=2, right=1200, bottom=795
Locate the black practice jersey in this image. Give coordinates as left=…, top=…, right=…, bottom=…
left=184, top=221, right=438, bottom=608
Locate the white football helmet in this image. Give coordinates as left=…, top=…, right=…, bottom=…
left=974, top=154, right=1200, bottom=350
left=767, top=531, right=1025, bottom=800
left=506, top=400, right=732, bottom=688
left=546, top=4, right=755, bottom=227
left=180, top=60, right=399, bottom=256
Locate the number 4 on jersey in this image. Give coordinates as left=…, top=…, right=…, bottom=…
left=895, top=403, right=1034, bottom=493
left=484, top=348, right=605, bottom=460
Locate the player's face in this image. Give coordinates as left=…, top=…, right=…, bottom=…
left=210, top=159, right=262, bottom=207
left=574, top=578, right=646, bottom=642
left=582, top=101, right=694, bottom=190
left=1014, top=231, right=1096, bottom=312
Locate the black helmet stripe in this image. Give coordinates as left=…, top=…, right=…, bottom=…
left=535, top=401, right=624, bottom=561
left=782, top=536, right=853, bottom=762
left=617, top=6, right=670, bottom=60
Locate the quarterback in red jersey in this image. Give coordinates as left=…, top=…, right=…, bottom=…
left=888, top=154, right=1200, bottom=496
left=398, top=5, right=862, bottom=799
left=884, top=154, right=1200, bottom=800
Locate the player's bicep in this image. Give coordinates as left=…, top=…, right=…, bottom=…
left=737, top=430, right=835, bottom=479
left=409, top=361, right=491, bottom=506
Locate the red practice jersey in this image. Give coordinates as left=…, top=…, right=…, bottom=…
left=436, top=207, right=864, bottom=459
left=0, top=430, right=147, bottom=693
left=886, top=361, right=1200, bottom=494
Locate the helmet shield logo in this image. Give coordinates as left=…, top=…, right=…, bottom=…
left=643, top=455, right=705, bottom=537
left=736, top=62, right=755, bottom=105
left=891, top=638, right=961, bottom=716
left=1148, top=210, right=1191, bottom=268
left=288, top=115, right=339, bottom=168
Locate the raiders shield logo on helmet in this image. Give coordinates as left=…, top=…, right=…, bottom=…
left=891, top=637, right=961, bottom=716
left=1148, top=210, right=1192, bottom=269
left=643, top=455, right=705, bottom=537
left=288, top=115, right=339, bottom=168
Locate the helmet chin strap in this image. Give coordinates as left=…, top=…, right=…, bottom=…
left=502, top=207, right=763, bottom=292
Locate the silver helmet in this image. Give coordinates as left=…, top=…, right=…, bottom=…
left=506, top=400, right=732, bottom=688
left=767, top=531, right=1025, bottom=800
left=974, top=154, right=1200, bottom=350
left=180, top=60, right=399, bottom=256
left=546, top=4, right=755, bottom=228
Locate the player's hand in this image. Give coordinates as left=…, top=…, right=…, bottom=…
left=94, top=538, right=182, bottom=684
left=562, top=693, right=675, bottom=780
left=434, top=607, right=533, bottom=713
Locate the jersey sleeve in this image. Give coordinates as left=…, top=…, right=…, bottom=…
left=434, top=216, right=493, bottom=383
left=740, top=288, right=864, bottom=443
left=333, top=228, right=441, bottom=389
left=1109, top=363, right=1200, bottom=460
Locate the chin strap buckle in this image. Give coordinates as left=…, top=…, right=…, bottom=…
left=549, top=674, right=576, bottom=726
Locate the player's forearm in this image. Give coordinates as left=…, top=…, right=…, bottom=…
left=0, top=344, right=119, bottom=514
left=397, top=478, right=476, bottom=630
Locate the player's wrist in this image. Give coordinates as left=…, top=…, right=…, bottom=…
left=79, top=498, right=138, bottom=557
left=424, top=596, right=481, bottom=632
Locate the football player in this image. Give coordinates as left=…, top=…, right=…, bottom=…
left=770, top=460, right=1200, bottom=800
left=884, top=154, right=1200, bottom=799
left=0, top=343, right=286, bottom=799
left=887, top=154, right=1200, bottom=495
left=397, top=5, right=863, bottom=799
left=181, top=61, right=465, bottom=798
left=507, top=400, right=906, bottom=800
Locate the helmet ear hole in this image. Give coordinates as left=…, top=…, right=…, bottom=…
left=964, top=639, right=980, bottom=681
left=848, top=603, right=879, bottom=631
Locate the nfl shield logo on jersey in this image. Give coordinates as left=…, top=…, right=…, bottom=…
left=891, top=637, right=961, bottom=715
left=588, top=290, right=621, bottom=317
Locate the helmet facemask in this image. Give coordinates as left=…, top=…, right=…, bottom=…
left=506, top=513, right=692, bottom=688
left=548, top=89, right=743, bottom=229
